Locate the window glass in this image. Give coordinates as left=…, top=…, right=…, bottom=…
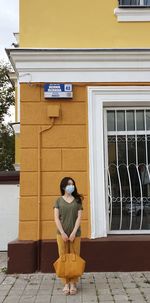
left=119, top=0, right=140, bottom=5
left=107, top=111, right=115, bottom=131
left=117, top=111, right=125, bottom=131
left=127, top=110, right=135, bottom=131
left=146, top=110, right=150, bottom=130
left=119, top=0, right=150, bottom=5
left=136, top=110, right=145, bottom=130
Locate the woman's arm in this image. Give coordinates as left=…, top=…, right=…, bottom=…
left=54, top=208, right=69, bottom=242
left=69, top=210, right=82, bottom=242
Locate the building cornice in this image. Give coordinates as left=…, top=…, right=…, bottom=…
left=6, top=48, right=150, bottom=83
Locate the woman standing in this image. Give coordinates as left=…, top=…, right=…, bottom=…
left=53, top=177, right=83, bottom=295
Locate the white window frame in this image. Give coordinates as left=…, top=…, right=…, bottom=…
left=114, top=0, right=150, bottom=22
left=104, top=106, right=150, bottom=234
left=88, top=86, right=150, bottom=239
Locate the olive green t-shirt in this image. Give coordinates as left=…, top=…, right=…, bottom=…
left=53, top=196, right=83, bottom=237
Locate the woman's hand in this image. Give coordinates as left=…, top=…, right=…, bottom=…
left=68, top=210, right=82, bottom=242
left=69, top=231, right=76, bottom=242
left=61, top=232, right=69, bottom=242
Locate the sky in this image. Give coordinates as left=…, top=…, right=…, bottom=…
left=0, top=0, right=19, bottom=61
left=0, top=0, right=19, bottom=123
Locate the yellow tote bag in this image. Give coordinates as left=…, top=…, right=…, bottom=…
left=53, top=243, right=86, bottom=278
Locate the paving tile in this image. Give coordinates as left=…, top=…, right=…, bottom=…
left=19, top=300, right=35, bottom=303
left=37, top=289, right=52, bottom=295
left=3, top=253, right=150, bottom=303
left=128, top=294, right=145, bottom=299
left=111, top=288, right=126, bottom=295
left=19, top=295, right=37, bottom=303
left=80, top=300, right=98, bottom=303
left=81, top=288, right=96, bottom=294
left=22, top=289, right=39, bottom=296
left=3, top=300, right=20, bottom=303
left=3, top=296, right=21, bottom=303
left=0, top=297, right=6, bottom=303
left=140, top=287, right=150, bottom=293
left=0, top=290, right=11, bottom=297
left=51, top=294, right=67, bottom=302
left=122, top=283, right=137, bottom=288
left=82, top=295, right=98, bottom=302
left=66, top=294, right=82, bottom=302
left=98, top=289, right=112, bottom=295
left=109, top=283, right=123, bottom=289
left=35, top=295, right=51, bottom=303
left=82, top=284, right=95, bottom=289
left=98, top=294, right=114, bottom=301
left=113, top=294, right=129, bottom=301
left=0, top=285, right=12, bottom=291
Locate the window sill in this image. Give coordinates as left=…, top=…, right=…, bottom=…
left=114, top=7, right=150, bottom=22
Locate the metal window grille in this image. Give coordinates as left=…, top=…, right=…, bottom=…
left=119, top=0, right=150, bottom=7
left=105, top=108, right=150, bottom=233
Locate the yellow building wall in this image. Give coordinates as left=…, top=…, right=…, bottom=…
left=14, top=84, right=20, bottom=165
left=18, top=0, right=150, bottom=242
left=19, top=83, right=89, bottom=240
left=20, top=0, right=150, bottom=48
left=19, top=82, right=150, bottom=240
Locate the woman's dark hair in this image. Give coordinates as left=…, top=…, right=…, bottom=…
left=60, top=177, right=83, bottom=204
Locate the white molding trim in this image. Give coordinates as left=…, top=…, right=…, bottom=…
left=114, top=7, right=150, bottom=22
left=17, top=81, right=20, bottom=123
left=88, top=89, right=107, bottom=239
left=88, top=86, right=150, bottom=239
left=13, top=163, right=20, bottom=171
left=6, top=48, right=150, bottom=83
left=10, top=123, right=20, bottom=135
left=14, top=123, right=20, bottom=134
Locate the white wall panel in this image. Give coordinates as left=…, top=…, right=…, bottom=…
left=0, top=185, right=19, bottom=251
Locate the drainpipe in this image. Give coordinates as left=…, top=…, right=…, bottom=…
left=37, top=105, right=60, bottom=271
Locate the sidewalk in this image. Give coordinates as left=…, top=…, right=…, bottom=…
left=1, top=252, right=150, bottom=302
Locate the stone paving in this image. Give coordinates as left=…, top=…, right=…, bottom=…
left=1, top=252, right=150, bottom=302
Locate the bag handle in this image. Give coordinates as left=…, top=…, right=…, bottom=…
left=70, top=240, right=76, bottom=254
left=61, top=241, right=69, bottom=262
left=61, top=240, right=76, bottom=262
left=64, top=240, right=76, bottom=254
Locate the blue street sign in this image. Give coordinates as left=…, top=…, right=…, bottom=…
left=44, top=84, right=73, bottom=99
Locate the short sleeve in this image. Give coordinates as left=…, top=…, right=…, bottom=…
left=53, top=198, right=60, bottom=209
left=78, top=203, right=83, bottom=211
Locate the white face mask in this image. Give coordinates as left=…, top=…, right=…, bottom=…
left=65, top=184, right=75, bottom=194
